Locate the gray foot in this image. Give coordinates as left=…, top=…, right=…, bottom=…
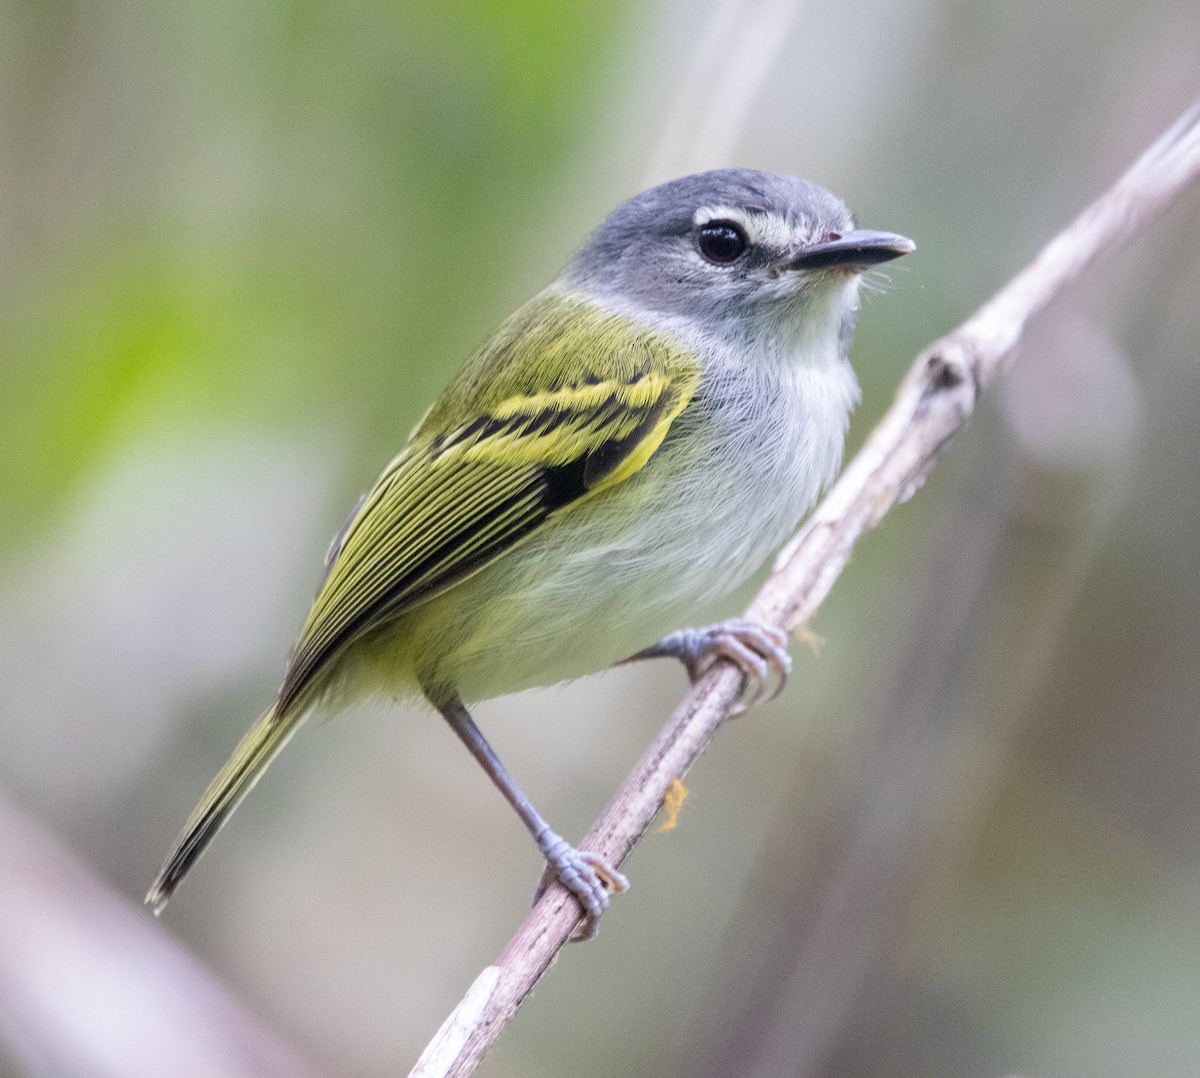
left=534, top=830, right=629, bottom=942
left=626, top=617, right=792, bottom=712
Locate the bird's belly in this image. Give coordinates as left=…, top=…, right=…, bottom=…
left=386, top=405, right=831, bottom=702
left=337, top=354, right=856, bottom=706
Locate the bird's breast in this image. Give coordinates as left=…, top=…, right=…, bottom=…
left=399, top=351, right=859, bottom=699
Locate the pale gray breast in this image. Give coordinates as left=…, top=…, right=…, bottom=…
left=645, top=350, right=856, bottom=598
left=421, top=343, right=858, bottom=697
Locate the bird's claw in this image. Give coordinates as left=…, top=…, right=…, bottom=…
left=626, top=618, right=792, bottom=714
left=534, top=832, right=629, bottom=942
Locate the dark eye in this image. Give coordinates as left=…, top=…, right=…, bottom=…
left=697, top=220, right=748, bottom=264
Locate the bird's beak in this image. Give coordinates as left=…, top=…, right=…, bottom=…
left=785, top=229, right=915, bottom=272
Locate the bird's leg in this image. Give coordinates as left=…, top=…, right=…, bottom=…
left=434, top=692, right=628, bottom=941
left=622, top=617, right=792, bottom=713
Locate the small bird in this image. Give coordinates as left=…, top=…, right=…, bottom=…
left=147, top=170, right=912, bottom=938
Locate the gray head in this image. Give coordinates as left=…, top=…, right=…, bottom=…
left=560, top=169, right=912, bottom=340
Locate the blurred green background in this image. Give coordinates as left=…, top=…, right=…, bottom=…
left=2, top=1, right=1200, bottom=1075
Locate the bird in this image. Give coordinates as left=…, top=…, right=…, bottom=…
left=146, top=169, right=913, bottom=939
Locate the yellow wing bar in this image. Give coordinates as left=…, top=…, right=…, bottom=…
left=276, top=291, right=700, bottom=716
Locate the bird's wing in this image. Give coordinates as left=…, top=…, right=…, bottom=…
left=277, top=291, right=700, bottom=713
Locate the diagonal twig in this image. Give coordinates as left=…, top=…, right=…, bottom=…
left=410, top=96, right=1200, bottom=1078
left=0, top=796, right=323, bottom=1078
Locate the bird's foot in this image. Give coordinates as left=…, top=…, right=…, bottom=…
left=624, top=617, right=792, bottom=714
left=533, top=830, right=629, bottom=942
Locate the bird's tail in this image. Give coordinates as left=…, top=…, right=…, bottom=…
left=146, top=704, right=302, bottom=914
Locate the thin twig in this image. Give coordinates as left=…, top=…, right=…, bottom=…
left=410, top=97, right=1200, bottom=1078
left=644, top=0, right=805, bottom=186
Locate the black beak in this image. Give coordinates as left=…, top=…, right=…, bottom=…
left=786, top=229, right=915, bottom=272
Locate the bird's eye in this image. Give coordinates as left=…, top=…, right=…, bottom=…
left=697, top=220, right=749, bottom=264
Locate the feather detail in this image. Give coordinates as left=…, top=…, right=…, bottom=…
left=146, top=704, right=300, bottom=913
left=277, top=289, right=700, bottom=716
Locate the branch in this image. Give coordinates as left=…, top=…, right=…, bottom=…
left=0, top=796, right=322, bottom=1078
left=411, top=97, right=1200, bottom=1078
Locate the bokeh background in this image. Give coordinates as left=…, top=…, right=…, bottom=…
left=3, top=1, right=1200, bottom=1075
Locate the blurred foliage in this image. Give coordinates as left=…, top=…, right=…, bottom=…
left=2, top=1, right=1200, bottom=1077
left=1, top=0, right=624, bottom=546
